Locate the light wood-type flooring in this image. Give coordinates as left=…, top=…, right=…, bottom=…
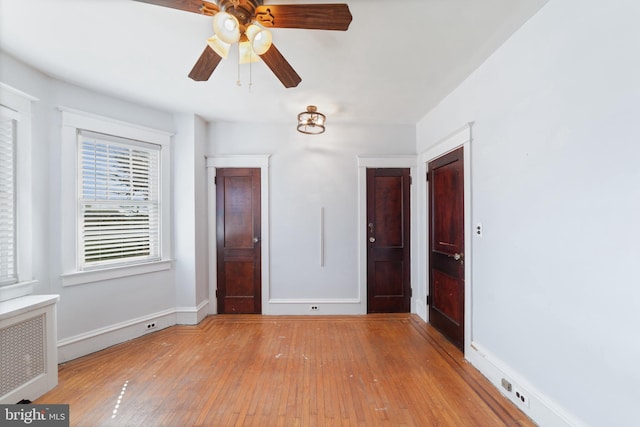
left=36, top=314, right=535, bottom=426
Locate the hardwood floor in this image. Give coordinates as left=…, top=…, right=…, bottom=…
left=36, top=314, right=534, bottom=426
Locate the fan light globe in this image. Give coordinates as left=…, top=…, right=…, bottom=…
left=213, top=12, right=240, bottom=44
left=238, top=41, right=261, bottom=64
left=207, top=35, right=231, bottom=58
left=246, top=24, right=272, bottom=55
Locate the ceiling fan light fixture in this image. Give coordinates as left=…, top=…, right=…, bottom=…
left=213, top=12, right=241, bottom=44
left=207, top=35, right=231, bottom=58
left=246, top=24, right=272, bottom=55
left=297, top=105, right=326, bottom=135
left=239, top=41, right=261, bottom=64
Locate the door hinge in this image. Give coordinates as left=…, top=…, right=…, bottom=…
left=427, top=294, right=431, bottom=305
left=409, top=175, right=413, bottom=185
left=215, top=289, right=218, bottom=298
left=426, top=171, right=429, bottom=181
left=214, top=176, right=217, bottom=185
left=409, top=288, right=413, bottom=297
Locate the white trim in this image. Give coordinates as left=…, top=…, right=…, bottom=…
left=205, top=155, right=271, bottom=314
left=0, top=82, right=40, bottom=105
left=357, top=155, right=417, bottom=168
left=60, top=108, right=173, bottom=284
left=0, top=83, right=39, bottom=107
left=176, top=299, right=209, bottom=325
left=0, top=280, right=37, bottom=302
left=417, top=123, right=473, bottom=346
left=467, top=341, right=586, bottom=427
left=57, top=308, right=177, bottom=363
left=58, top=106, right=173, bottom=142
left=356, top=155, right=418, bottom=314
left=61, top=260, right=172, bottom=287
left=267, top=299, right=363, bottom=315
left=56, top=300, right=210, bottom=362
left=0, top=84, right=36, bottom=301
left=207, top=155, right=270, bottom=168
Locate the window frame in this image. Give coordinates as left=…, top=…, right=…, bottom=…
left=78, top=130, right=162, bottom=270
left=60, top=108, right=172, bottom=287
left=0, top=105, right=18, bottom=286
left=0, top=84, right=37, bottom=302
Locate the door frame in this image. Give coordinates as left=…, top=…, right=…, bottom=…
left=357, top=155, right=417, bottom=314
left=418, top=123, right=473, bottom=353
left=206, top=155, right=270, bottom=315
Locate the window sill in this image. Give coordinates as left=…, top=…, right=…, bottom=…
left=0, top=280, right=37, bottom=303
left=61, top=260, right=173, bottom=287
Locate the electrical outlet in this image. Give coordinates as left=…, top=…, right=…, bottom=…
left=146, top=322, right=157, bottom=330
left=514, top=388, right=530, bottom=407
left=310, top=305, right=319, bottom=311
left=501, top=378, right=512, bottom=392
left=475, top=223, right=483, bottom=237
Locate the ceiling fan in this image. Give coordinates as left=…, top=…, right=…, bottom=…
left=134, top=0, right=353, bottom=88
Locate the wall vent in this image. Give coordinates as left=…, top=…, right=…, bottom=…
left=0, top=314, right=46, bottom=397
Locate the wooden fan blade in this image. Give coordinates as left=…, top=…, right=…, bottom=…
left=132, top=0, right=219, bottom=16
left=259, top=44, right=302, bottom=88
left=188, top=46, right=223, bottom=81
left=255, top=4, right=352, bottom=31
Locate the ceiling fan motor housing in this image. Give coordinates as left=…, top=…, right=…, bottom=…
left=217, top=0, right=263, bottom=26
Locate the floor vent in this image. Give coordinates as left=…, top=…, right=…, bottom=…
left=0, top=314, right=46, bottom=397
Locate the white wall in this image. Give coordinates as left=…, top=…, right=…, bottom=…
left=173, top=113, right=209, bottom=323
left=0, top=53, right=196, bottom=362
left=416, top=1, right=640, bottom=425
left=208, top=122, right=415, bottom=313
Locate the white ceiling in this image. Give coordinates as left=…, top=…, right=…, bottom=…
left=0, top=0, right=547, bottom=126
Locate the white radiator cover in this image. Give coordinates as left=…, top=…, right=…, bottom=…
left=0, top=295, right=59, bottom=404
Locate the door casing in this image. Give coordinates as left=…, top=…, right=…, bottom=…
left=206, top=155, right=270, bottom=315
left=419, top=123, right=473, bottom=354
left=357, top=156, right=417, bottom=314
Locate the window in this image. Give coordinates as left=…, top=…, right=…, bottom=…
left=0, top=108, right=16, bottom=285
left=0, top=84, right=36, bottom=301
left=78, top=131, right=160, bottom=270
left=61, top=109, right=171, bottom=286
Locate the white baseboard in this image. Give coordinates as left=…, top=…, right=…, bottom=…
left=266, top=299, right=364, bottom=315
left=467, top=341, right=586, bottom=427
left=176, top=299, right=209, bottom=325
left=413, top=298, right=427, bottom=321
left=58, top=308, right=176, bottom=363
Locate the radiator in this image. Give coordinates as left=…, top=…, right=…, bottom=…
left=0, top=295, right=59, bottom=404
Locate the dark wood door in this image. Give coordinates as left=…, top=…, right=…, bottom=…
left=216, top=168, right=261, bottom=314
left=428, top=147, right=465, bottom=349
left=367, top=168, right=411, bottom=313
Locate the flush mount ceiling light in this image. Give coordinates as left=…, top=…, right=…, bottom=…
left=297, top=105, right=326, bottom=135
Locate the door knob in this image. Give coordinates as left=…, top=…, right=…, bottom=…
left=453, top=252, right=463, bottom=261
left=369, top=237, right=376, bottom=243
left=253, top=237, right=259, bottom=243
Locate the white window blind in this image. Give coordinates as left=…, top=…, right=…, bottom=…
left=78, top=131, right=161, bottom=269
left=0, top=114, right=16, bottom=285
